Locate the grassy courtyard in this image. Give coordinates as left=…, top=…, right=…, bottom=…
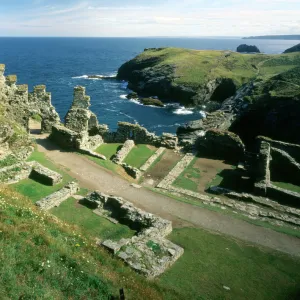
left=51, top=197, right=135, bottom=241
left=12, top=149, right=74, bottom=203
left=95, top=143, right=122, bottom=160
left=124, top=144, right=156, bottom=168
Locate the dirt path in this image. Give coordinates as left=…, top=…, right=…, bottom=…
left=34, top=134, right=300, bottom=257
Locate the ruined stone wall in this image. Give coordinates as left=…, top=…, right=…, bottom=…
left=196, top=129, right=245, bottom=162
left=0, top=64, right=60, bottom=133
left=100, top=122, right=178, bottom=149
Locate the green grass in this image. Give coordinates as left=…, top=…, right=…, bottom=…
left=273, top=182, right=300, bottom=194
left=124, top=144, right=156, bottom=168
left=0, top=154, right=19, bottom=168
left=159, top=227, right=300, bottom=300
left=173, top=158, right=200, bottom=192
left=96, top=143, right=122, bottom=160
left=11, top=149, right=74, bottom=203
left=0, top=186, right=164, bottom=300
left=51, top=197, right=135, bottom=241
left=2, top=185, right=300, bottom=299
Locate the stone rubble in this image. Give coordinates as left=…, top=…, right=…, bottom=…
left=140, top=147, right=165, bottom=171
left=121, top=163, right=142, bottom=179
left=36, top=182, right=79, bottom=210
left=83, top=191, right=184, bottom=278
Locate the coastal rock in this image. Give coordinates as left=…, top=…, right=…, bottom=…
left=283, top=43, right=300, bottom=54
left=140, top=97, right=164, bottom=107
left=237, top=44, right=260, bottom=53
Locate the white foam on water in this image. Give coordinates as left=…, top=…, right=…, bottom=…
left=119, top=94, right=128, bottom=99
left=173, top=107, right=194, bottom=115
left=72, top=75, right=89, bottom=79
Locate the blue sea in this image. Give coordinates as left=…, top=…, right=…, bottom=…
left=0, top=37, right=298, bottom=134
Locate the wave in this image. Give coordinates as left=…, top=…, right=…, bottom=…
left=119, top=94, right=128, bottom=99
left=72, top=73, right=117, bottom=80
left=173, top=107, right=194, bottom=115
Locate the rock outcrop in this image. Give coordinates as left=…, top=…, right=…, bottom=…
left=237, top=44, right=260, bottom=53
left=283, top=43, right=300, bottom=54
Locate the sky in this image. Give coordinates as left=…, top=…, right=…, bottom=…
left=0, top=0, right=300, bottom=37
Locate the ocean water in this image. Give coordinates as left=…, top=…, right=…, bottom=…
left=0, top=37, right=298, bottom=134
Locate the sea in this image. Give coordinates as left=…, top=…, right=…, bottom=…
left=0, top=37, right=298, bottom=134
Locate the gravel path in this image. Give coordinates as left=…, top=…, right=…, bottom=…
left=35, top=135, right=300, bottom=257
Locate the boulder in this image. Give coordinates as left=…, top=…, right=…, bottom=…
left=237, top=44, right=260, bottom=53
left=140, top=98, right=164, bottom=107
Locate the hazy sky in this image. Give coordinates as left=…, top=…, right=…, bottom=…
left=0, top=0, right=300, bottom=37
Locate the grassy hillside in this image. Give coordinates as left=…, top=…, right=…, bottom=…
left=2, top=185, right=300, bottom=299
left=118, top=47, right=300, bottom=106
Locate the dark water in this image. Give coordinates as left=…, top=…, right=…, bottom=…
left=0, top=37, right=297, bottom=134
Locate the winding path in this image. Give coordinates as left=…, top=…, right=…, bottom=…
left=34, top=133, right=300, bottom=257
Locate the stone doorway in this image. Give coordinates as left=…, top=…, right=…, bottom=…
left=28, top=115, right=42, bottom=135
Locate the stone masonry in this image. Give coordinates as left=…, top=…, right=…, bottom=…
left=28, top=161, right=63, bottom=186
left=0, top=64, right=60, bottom=133
left=157, top=153, right=195, bottom=189
left=83, top=191, right=184, bottom=278
left=112, top=140, right=135, bottom=164
left=140, top=147, right=165, bottom=171
left=36, top=182, right=79, bottom=210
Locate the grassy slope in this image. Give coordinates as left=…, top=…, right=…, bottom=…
left=2, top=186, right=300, bottom=299
left=0, top=187, right=163, bottom=300
left=124, top=145, right=156, bottom=168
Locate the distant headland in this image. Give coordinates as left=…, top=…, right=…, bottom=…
left=243, top=35, right=300, bottom=40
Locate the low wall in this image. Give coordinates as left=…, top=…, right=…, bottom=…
left=36, top=182, right=79, bottom=210
left=112, top=140, right=135, bottom=164
left=83, top=191, right=183, bottom=278
left=29, top=162, right=62, bottom=186
left=140, top=147, right=165, bottom=171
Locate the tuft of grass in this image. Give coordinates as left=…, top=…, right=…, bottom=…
left=96, top=143, right=122, bottom=160
left=124, top=144, right=156, bottom=168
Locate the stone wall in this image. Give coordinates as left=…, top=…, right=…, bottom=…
left=29, top=161, right=63, bottom=186
left=49, top=125, right=78, bottom=149
left=140, top=147, right=165, bottom=171
left=83, top=191, right=183, bottom=278
left=196, top=129, right=245, bottom=161
left=36, top=182, right=79, bottom=210
left=0, top=64, right=60, bottom=133
left=254, top=141, right=271, bottom=196
left=157, top=153, right=195, bottom=189
left=112, top=140, right=135, bottom=164
left=101, top=122, right=178, bottom=149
